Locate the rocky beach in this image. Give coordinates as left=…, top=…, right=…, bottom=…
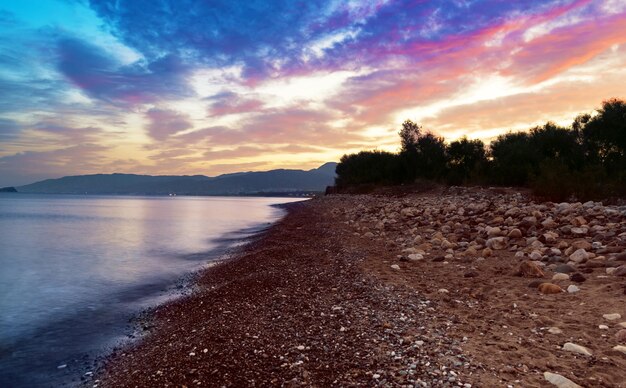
left=98, top=188, right=626, bottom=387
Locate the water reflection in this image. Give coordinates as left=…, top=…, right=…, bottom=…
left=0, top=194, right=303, bottom=387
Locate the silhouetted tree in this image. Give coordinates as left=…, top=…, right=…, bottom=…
left=446, top=137, right=487, bottom=185
left=399, top=119, right=421, bottom=155
left=416, top=132, right=448, bottom=180
left=580, top=98, right=626, bottom=173
left=489, top=132, right=535, bottom=186
left=529, top=122, right=584, bottom=169
left=335, top=150, right=402, bottom=187
left=334, top=98, right=626, bottom=199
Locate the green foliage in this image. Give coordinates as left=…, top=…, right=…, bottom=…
left=335, top=98, right=626, bottom=200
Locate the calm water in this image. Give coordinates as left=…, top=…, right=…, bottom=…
left=0, top=194, right=303, bottom=387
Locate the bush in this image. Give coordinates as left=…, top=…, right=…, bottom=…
left=335, top=150, right=402, bottom=187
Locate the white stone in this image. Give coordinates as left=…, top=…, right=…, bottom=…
left=390, top=264, right=400, bottom=270
left=569, top=249, right=588, bottom=263
left=543, top=372, right=582, bottom=388
left=486, top=237, right=507, bottom=250
left=567, top=285, right=580, bottom=293
left=613, top=345, right=626, bottom=355
left=529, top=251, right=543, bottom=261
left=562, top=342, right=592, bottom=356
left=408, top=253, right=424, bottom=261
left=552, top=273, right=569, bottom=281
left=598, top=325, right=609, bottom=330
left=487, top=226, right=502, bottom=237
left=603, top=313, right=621, bottom=320
left=548, top=327, right=562, bottom=334
left=438, top=288, right=449, bottom=293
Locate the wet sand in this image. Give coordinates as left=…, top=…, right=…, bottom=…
left=98, top=190, right=626, bottom=387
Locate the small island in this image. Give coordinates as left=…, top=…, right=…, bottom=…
left=0, top=187, right=17, bottom=193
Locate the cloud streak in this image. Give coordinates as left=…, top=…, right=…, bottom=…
left=0, top=0, right=624, bottom=186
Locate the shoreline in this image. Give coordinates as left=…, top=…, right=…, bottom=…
left=97, top=190, right=626, bottom=387
left=0, top=197, right=293, bottom=388
left=82, top=208, right=296, bottom=386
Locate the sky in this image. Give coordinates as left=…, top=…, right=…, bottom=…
left=0, top=0, right=625, bottom=186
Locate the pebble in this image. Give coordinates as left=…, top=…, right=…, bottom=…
left=566, top=285, right=580, bottom=293
left=554, top=264, right=576, bottom=274
left=603, top=313, right=622, bottom=321
left=599, top=325, right=609, bottom=330
left=552, top=273, right=569, bottom=281
left=57, top=364, right=67, bottom=369
left=613, top=265, right=626, bottom=276
left=562, top=342, right=592, bottom=356
left=569, top=249, right=588, bottom=263
left=408, top=253, right=424, bottom=261
left=613, top=345, right=626, bottom=354
left=615, top=329, right=626, bottom=342
left=438, top=288, right=449, bottom=294
left=548, top=327, right=562, bottom=334
left=390, top=264, right=400, bottom=270
left=569, top=273, right=586, bottom=283
left=543, top=371, right=582, bottom=388
left=508, top=228, right=522, bottom=238
left=538, top=283, right=563, bottom=294
left=519, top=260, right=544, bottom=278
left=297, top=345, right=305, bottom=350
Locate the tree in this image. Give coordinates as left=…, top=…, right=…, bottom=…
left=580, top=98, right=626, bottom=171
left=446, top=137, right=487, bottom=184
left=399, top=119, right=421, bottom=155
left=489, top=132, right=535, bottom=185
left=529, top=122, right=583, bottom=170
left=416, top=132, right=448, bottom=180
left=335, top=150, right=402, bottom=187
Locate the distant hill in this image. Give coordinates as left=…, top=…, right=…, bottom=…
left=0, top=186, right=17, bottom=193
left=16, top=162, right=337, bottom=195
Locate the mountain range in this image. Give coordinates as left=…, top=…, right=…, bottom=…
left=16, top=162, right=337, bottom=195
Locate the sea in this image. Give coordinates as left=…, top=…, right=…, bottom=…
left=0, top=194, right=304, bottom=387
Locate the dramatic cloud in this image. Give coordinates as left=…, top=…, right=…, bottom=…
left=0, top=0, right=625, bottom=185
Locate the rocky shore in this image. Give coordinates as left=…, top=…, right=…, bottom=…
left=98, top=188, right=626, bottom=387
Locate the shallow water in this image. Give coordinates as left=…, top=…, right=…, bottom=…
left=0, top=194, right=303, bottom=387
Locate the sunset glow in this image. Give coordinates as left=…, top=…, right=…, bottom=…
left=1, top=0, right=625, bottom=185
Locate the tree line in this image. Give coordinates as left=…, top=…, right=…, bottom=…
left=335, top=98, right=626, bottom=200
